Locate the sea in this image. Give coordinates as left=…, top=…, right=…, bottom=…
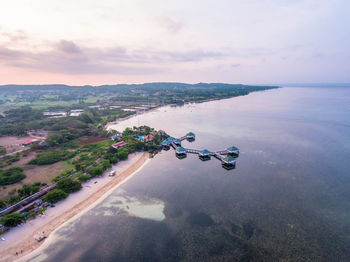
left=29, top=87, right=350, bottom=261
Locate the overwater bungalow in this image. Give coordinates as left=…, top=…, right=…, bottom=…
left=174, top=138, right=181, bottom=146
left=186, top=132, right=196, bottom=140
left=175, top=146, right=187, bottom=157
left=199, top=149, right=211, bottom=160
left=221, top=156, right=237, bottom=169
left=161, top=132, right=239, bottom=170
left=161, top=140, right=171, bottom=147
left=226, top=146, right=239, bottom=156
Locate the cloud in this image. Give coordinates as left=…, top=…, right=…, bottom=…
left=158, top=17, right=184, bottom=34
left=0, top=27, right=27, bottom=44
left=0, top=40, right=225, bottom=75
left=0, top=46, right=23, bottom=59
left=56, top=40, right=82, bottom=54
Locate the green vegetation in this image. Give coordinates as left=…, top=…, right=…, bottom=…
left=17, top=184, right=40, bottom=198
left=0, top=83, right=278, bottom=137
left=56, top=178, right=82, bottom=194
left=0, top=167, right=26, bottom=185
left=0, top=146, right=6, bottom=155
left=28, top=150, right=76, bottom=165
left=87, top=166, right=103, bottom=177
left=44, top=189, right=68, bottom=203
left=116, top=151, right=128, bottom=160
left=76, top=173, right=89, bottom=182
left=26, top=207, right=47, bottom=220
left=0, top=153, right=20, bottom=168
left=6, top=195, right=21, bottom=205
left=0, top=213, right=25, bottom=227
left=101, top=159, right=112, bottom=170
left=0, top=199, right=5, bottom=209
left=0, top=81, right=278, bottom=229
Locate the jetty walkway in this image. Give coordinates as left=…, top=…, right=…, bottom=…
left=162, top=132, right=239, bottom=169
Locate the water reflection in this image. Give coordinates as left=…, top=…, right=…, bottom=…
left=30, top=87, right=350, bottom=261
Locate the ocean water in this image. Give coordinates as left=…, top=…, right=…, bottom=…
left=30, top=87, right=350, bottom=261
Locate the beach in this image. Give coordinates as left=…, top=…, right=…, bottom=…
left=0, top=152, right=150, bottom=262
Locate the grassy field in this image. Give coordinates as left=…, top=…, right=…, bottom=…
left=77, top=136, right=109, bottom=146
left=0, top=99, right=97, bottom=112
left=0, top=152, right=72, bottom=199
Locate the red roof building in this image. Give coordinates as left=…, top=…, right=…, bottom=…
left=21, top=140, right=37, bottom=146
left=142, top=134, right=154, bottom=142
left=111, top=141, right=128, bottom=149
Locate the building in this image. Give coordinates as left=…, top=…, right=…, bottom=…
left=221, top=156, right=237, bottom=170
left=111, top=141, right=128, bottom=150
left=39, top=141, right=48, bottom=147
left=43, top=111, right=67, bottom=118
left=141, top=134, right=154, bottom=142
left=186, top=132, right=196, bottom=140
left=173, top=138, right=181, bottom=146
left=226, top=146, right=239, bottom=156
left=175, top=146, right=187, bottom=156
left=21, top=140, right=37, bottom=146
left=199, top=149, right=211, bottom=158
left=69, top=109, right=84, bottom=116
left=111, top=133, right=122, bottom=141
left=161, top=140, right=171, bottom=147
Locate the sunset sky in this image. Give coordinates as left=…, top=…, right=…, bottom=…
left=0, top=0, right=349, bottom=85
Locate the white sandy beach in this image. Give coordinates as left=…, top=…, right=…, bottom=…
left=0, top=152, right=150, bottom=262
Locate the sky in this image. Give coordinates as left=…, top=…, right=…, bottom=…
left=0, top=0, right=349, bottom=85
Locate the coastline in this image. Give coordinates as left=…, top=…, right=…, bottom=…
left=105, top=106, right=160, bottom=131
left=0, top=90, right=274, bottom=262
left=0, top=152, right=150, bottom=262
left=105, top=89, right=278, bottom=131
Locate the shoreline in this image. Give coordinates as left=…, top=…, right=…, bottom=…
left=105, top=106, right=161, bottom=131
left=105, top=89, right=277, bottom=131
left=0, top=152, right=150, bottom=262
left=0, top=90, right=272, bottom=262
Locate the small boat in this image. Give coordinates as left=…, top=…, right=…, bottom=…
left=37, top=236, right=46, bottom=242
left=34, top=232, right=46, bottom=242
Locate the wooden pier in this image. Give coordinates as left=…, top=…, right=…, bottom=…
left=162, top=132, right=239, bottom=169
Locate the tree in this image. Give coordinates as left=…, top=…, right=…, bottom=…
left=0, top=213, right=25, bottom=227
left=6, top=195, right=20, bottom=205
left=0, top=199, right=6, bottom=209
left=17, top=184, right=40, bottom=198
left=56, top=178, right=82, bottom=193
left=18, top=184, right=32, bottom=198
left=87, top=166, right=103, bottom=177
left=31, top=185, right=40, bottom=194
left=77, top=174, right=89, bottom=182
left=44, top=189, right=68, bottom=203
left=101, top=159, right=112, bottom=170
left=116, top=151, right=128, bottom=160
left=74, top=163, right=82, bottom=171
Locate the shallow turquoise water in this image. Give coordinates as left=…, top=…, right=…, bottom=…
left=31, top=87, right=350, bottom=261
